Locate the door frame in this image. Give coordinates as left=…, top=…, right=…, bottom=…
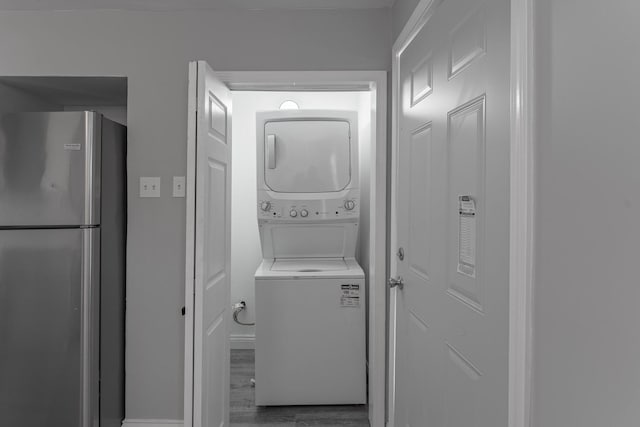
left=388, top=1, right=535, bottom=427
left=184, top=70, right=388, bottom=427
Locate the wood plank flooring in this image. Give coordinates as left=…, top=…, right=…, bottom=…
left=230, top=349, right=370, bottom=427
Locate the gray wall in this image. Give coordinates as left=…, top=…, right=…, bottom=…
left=0, top=82, right=61, bottom=111
left=532, top=1, right=640, bottom=426
left=0, top=8, right=391, bottom=420
left=391, top=0, right=420, bottom=42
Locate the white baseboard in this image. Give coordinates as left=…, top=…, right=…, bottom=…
left=230, top=334, right=255, bottom=349
left=122, top=419, right=183, bottom=427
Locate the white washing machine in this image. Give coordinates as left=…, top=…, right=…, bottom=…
left=254, top=110, right=366, bottom=406
left=255, top=259, right=366, bottom=406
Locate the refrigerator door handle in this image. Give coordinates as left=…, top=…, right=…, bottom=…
left=81, top=228, right=100, bottom=427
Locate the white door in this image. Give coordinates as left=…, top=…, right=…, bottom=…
left=189, top=60, right=232, bottom=427
left=391, top=0, right=510, bottom=425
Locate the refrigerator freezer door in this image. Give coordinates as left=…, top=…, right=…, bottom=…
left=0, top=228, right=100, bottom=427
left=0, top=112, right=101, bottom=226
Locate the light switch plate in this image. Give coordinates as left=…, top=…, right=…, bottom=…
left=173, top=176, right=186, bottom=198
left=140, top=177, right=161, bottom=198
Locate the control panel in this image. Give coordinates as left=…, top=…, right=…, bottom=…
left=258, top=197, right=359, bottom=221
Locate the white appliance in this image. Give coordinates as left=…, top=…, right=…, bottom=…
left=254, top=110, right=366, bottom=406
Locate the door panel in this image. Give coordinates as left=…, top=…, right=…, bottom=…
left=0, top=228, right=98, bottom=427
left=191, top=61, right=232, bottom=427
left=449, top=8, right=487, bottom=78
left=404, top=312, right=443, bottom=427
left=447, top=96, right=485, bottom=311
left=206, top=161, right=227, bottom=282
left=408, top=123, right=433, bottom=281
left=204, top=316, right=225, bottom=427
left=393, top=0, right=510, bottom=425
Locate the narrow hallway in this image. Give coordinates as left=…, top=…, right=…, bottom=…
left=230, top=350, right=369, bottom=426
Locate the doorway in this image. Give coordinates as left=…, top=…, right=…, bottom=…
left=184, top=68, right=388, bottom=427
left=230, top=89, right=371, bottom=424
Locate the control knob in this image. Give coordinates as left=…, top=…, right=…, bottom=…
left=289, top=209, right=298, bottom=218
left=260, top=201, right=271, bottom=211
left=300, top=209, right=309, bottom=217
left=344, top=200, right=356, bottom=211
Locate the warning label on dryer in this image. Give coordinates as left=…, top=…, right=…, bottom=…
left=340, top=284, right=360, bottom=308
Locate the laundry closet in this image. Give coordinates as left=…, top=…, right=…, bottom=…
left=229, top=90, right=373, bottom=404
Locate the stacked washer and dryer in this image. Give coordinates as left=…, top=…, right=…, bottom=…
left=254, top=110, right=367, bottom=406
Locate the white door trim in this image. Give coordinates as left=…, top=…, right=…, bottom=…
left=389, top=1, right=535, bottom=427
left=184, top=70, right=388, bottom=427
left=508, top=0, right=535, bottom=426
left=183, top=61, right=198, bottom=427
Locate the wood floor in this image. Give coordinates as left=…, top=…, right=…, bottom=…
left=230, top=349, right=370, bottom=427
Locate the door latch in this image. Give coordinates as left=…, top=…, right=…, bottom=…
left=388, top=276, right=404, bottom=290
left=397, top=247, right=405, bottom=261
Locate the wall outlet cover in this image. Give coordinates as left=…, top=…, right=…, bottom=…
left=140, top=177, right=161, bottom=198
left=173, top=176, right=186, bottom=198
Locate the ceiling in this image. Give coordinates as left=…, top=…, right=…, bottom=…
left=0, top=77, right=127, bottom=106
left=0, top=0, right=394, bottom=11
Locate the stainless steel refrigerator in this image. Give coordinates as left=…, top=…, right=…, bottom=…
left=0, top=112, right=126, bottom=427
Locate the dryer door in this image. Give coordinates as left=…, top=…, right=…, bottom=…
left=263, top=119, right=351, bottom=193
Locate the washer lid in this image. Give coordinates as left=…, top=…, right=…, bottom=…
left=255, top=258, right=364, bottom=279
left=270, top=258, right=348, bottom=272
